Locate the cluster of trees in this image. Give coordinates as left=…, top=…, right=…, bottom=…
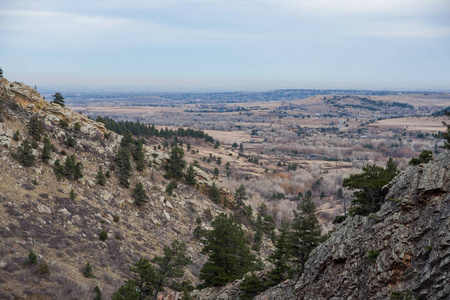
left=114, top=134, right=146, bottom=188
left=95, top=116, right=215, bottom=143
left=53, top=154, right=83, bottom=180
left=112, top=240, right=192, bottom=300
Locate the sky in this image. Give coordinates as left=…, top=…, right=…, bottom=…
left=1, top=0, right=450, bottom=92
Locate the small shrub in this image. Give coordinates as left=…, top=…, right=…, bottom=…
left=13, top=130, right=20, bottom=141
left=166, top=180, right=178, bottom=196
left=94, top=286, right=102, bottom=300
left=74, top=122, right=81, bottom=131
left=82, top=261, right=95, bottom=278
left=367, top=249, right=379, bottom=262
left=25, top=250, right=38, bottom=265
left=36, top=262, right=50, bottom=275
left=64, top=136, right=77, bottom=148
left=333, top=215, right=347, bottom=224
left=99, top=230, right=108, bottom=242
left=70, top=189, right=76, bottom=200
left=61, top=149, right=67, bottom=156
left=59, top=119, right=69, bottom=128
left=113, top=215, right=120, bottom=223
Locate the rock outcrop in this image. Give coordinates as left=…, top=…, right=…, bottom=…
left=193, top=152, right=450, bottom=300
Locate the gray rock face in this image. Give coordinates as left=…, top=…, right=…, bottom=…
left=256, top=151, right=450, bottom=300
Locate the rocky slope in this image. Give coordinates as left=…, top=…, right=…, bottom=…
left=193, top=151, right=450, bottom=299
left=0, top=78, right=267, bottom=299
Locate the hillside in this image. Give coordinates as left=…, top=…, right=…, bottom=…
left=192, top=151, right=450, bottom=299
left=0, top=78, right=271, bottom=299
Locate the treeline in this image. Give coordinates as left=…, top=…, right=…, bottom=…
left=95, top=116, right=215, bottom=143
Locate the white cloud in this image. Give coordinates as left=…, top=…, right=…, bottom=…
left=367, top=22, right=450, bottom=39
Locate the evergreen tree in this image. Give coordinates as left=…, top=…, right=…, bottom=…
left=232, top=142, right=238, bottom=149
left=185, top=165, right=196, bottom=186
left=440, top=110, right=450, bottom=149
left=164, top=146, right=186, bottom=180
left=239, top=143, right=244, bottom=152
left=210, top=182, right=221, bottom=204
left=290, top=194, right=322, bottom=274
left=83, top=261, right=95, bottom=278
left=234, top=184, right=248, bottom=206
left=267, top=222, right=293, bottom=285
left=150, top=240, right=192, bottom=300
left=93, top=286, right=102, bottom=300
left=135, top=148, right=146, bottom=172
left=28, top=116, right=44, bottom=141
left=213, top=167, right=219, bottom=177
left=199, top=213, right=256, bottom=287
left=70, top=189, right=76, bottom=200
left=13, top=130, right=20, bottom=141
left=16, top=138, right=35, bottom=166
left=239, top=272, right=267, bottom=300
left=25, top=250, right=38, bottom=265
left=166, top=180, right=178, bottom=196
left=409, top=150, right=433, bottom=166
left=0, top=67, right=3, bottom=78
left=132, top=182, right=149, bottom=206
left=343, top=158, right=398, bottom=216
left=115, top=146, right=132, bottom=188
left=96, top=166, right=106, bottom=186
left=52, top=92, right=65, bottom=107
left=41, top=136, right=52, bottom=162
left=112, top=240, right=191, bottom=300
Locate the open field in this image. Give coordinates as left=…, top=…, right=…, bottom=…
left=369, top=116, right=447, bottom=133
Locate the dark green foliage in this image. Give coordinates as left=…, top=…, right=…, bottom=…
left=13, top=130, right=20, bottom=141
left=105, top=170, right=111, bottom=178
left=239, top=143, right=244, bottom=152
left=409, top=150, right=433, bottom=166
left=15, top=138, right=35, bottom=166
left=99, top=231, right=108, bottom=242
left=97, top=166, right=106, bottom=186
left=115, top=145, right=132, bottom=188
left=210, top=182, right=221, bottom=204
left=113, top=215, right=120, bottom=223
left=164, top=146, right=186, bottom=180
left=367, top=249, right=379, bottom=262
left=25, top=250, right=38, bottom=265
left=36, top=262, right=50, bottom=275
left=213, top=167, right=219, bottom=176
left=166, top=180, right=178, bottom=196
left=343, top=158, right=398, bottom=216
left=96, top=116, right=214, bottom=143
left=93, top=286, right=102, bottom=300
left=290, top=194, right=322, bottom=273
left=132, top=182, right=149, bottom=206
left=55, top=154, right=83, bottom=180
left=185, top=165, right=196, bottom=185
left=52, top=92, right=65, bottom=106
left=267, top=222, right=294, bottom=285
left=83, top=261, right=95, bottom=278
left=112, top=240, right=191, bottom=300
left=332, top=215, right=347, bottom=224
left=239, top=273, right=267, bottom=300
left=135, top=148, right=146, bottom=172
left=439, top=110, right=450, bottom=149
left=41, top=136, right=52, bottom=162
left=214, top=141, right=220, bottom=149
left=28, top=116, right=44, bottom=141
left=199, top=214, right=256, bottom=288
left=69, top=189, right=76, bottom=200
left=337, top=187, right=344, bottom=199
left=234, top=184, right=248, bottom=206
left=0, top=67, right=3, bottom=78
left=232, top=142, right=238, bottom=149
left=64, top=136, right=77, bottom=147
left=59, top=119, right=69, bottom=128
left=390, top=290, right=415, bottom=300
left=74, top=122, right=81, bottom=131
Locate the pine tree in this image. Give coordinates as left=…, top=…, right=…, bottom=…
left=28, top=116, right=44, bottom=141
left=0, top=67, right=3, bottom=78
left=267, top=222, right=293, bottom=285
left=440, top=110, right=450, bottom=149
left=16, top=138, right=35, bottom=166
left=234, top=184, right=248, bottom=206
left=52, top=92, right=65, bottom=107
left=83, top=261, right=95, bottom=278
left=96, top=166, right=106, bottom=186
left=199, top=214, right=256, bottom=287
left=185, top=165, right=196, bottom=186
left=41, top=136, right=52, bottom=162
left=210, top=183, right=221, bottom=204
left=135, top=148, right=146, bottom=172
left=132, top=182, right=149, bottom=206
left=93, top=286, right=102, bottom=300
left=164, top=146, right=186, bottom=180
left=115, top=146, right=132, bottom=188
left=25, top=250, right=38, bottom=265
left=70, top=189, right=76, bottom=200
left=13, top=130, right=20, bottom=141
left=166, top=180, right=178, bottom=196
left=290, top=195, right=322, bottom=274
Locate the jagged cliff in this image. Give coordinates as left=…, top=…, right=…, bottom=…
left=0, top=78, right=251, bottom=299
left=193, top=152, right=450, bottom=300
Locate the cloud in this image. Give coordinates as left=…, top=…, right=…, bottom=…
left=367, top=22, right=450, bottom=39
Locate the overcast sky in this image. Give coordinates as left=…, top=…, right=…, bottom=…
left=1, top=0, right=449, bottom=91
